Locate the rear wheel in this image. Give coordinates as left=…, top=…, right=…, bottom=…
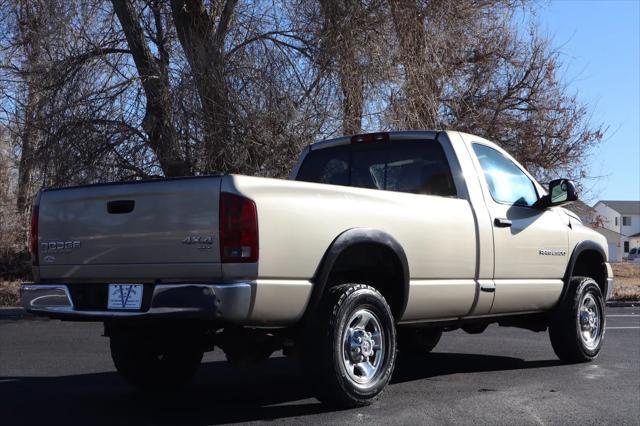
left=304, top=284, right=397, bottom=407
left=549, top=277, right=605, bottom=363
left=110, top=332, right=204, bottom=391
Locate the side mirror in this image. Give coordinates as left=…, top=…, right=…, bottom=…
left=543, top=178, right=578, bottom=207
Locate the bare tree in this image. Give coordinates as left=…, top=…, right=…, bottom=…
left=318, top=0, right=367, bottom=135
left=13, top=0, right=45, bottom=213
left=0, top=0, right=607, bottom=269
left=111, top=0, right=189, bottom=176
left=169, top=0, right=236, bottom=174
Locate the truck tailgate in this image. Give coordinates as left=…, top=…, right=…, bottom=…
left=37, top=177, right=222, bottom=281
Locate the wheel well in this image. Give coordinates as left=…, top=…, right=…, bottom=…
left=325, top=242, right=405, bottom=318
left=571, top=249, right=606, bottom=295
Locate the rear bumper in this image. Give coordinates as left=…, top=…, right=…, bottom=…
left=20, top=283, right=252, bottom=322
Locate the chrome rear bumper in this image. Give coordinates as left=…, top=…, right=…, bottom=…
left=21, top=283, right=252, bottom=322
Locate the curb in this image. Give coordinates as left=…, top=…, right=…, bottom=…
left=0, top=307, right=28, bottom=318
left=606, top=301, right=640, bottom=308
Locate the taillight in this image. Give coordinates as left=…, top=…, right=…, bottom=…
left=219, top=192, right=258, bottom=263
left=30, top=205, right=39, bottom=265
left=350, top=132, right=389, bottom=144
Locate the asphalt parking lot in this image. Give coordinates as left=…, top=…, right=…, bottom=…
left=1, top=307, right=638, bottom=425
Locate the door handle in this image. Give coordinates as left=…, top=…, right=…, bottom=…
left=480, top=282, right=496, bottom=293
left=494, top=217, right=512, bottom=228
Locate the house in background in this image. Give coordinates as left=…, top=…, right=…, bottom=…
left=593, top=200, right=640, bottom=260
left=565, top=200, right=599, bottom=224
left=565, top=200, right=639, bottom=262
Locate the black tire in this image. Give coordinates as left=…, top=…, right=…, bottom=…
left=110, top=333, right=204, bottom=391
left=397, top=328, right=442, bottom=354
left=304, top=284, right=397, bottom=408
left=549, top=276, right=606, bottom=363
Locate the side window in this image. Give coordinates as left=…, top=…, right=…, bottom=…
left=472, top=144, right=538, bottom=207
left=351, top=141, right=457, bottom=197
left=623, top=216, right=631, bottom=226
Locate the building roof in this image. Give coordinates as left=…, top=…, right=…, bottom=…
left=592, top=226, right=628, bottom=243
left=596, top=200, right=640, bottom=215
left=566, top=200, right=597, bottom=218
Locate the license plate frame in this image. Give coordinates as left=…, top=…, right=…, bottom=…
left=107, top=284, right=143, bottom=310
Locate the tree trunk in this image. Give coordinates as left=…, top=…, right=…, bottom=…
left=170, top=0, right=237, bottom=174
left=320, top=0, right=364, bottom=135
left=389, top=0, right=440, bottom=129
left=15, top=0, right=42, bottom=214
left=111, top=0, right=188, bottom=177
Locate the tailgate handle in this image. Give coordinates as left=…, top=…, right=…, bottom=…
left=107, top=200, right=135, bottom=214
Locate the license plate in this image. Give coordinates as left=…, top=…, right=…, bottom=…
left=108, top=284, right=143, bottom=310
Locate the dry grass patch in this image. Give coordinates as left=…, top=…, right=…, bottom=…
left=611, top=262, right=640, bottom=301
left=0, top=281, right=20, bottom=307
left=611, top=262, right=640, bottom=279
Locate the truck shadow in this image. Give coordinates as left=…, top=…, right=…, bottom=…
left=0, top=353, right=562, bottom=425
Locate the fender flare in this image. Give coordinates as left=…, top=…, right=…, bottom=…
left=559, top=240, right=607, bottom=305
left=303, top=228, right=410, bottom=320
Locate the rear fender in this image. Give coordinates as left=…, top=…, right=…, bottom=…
left=303, top=228, right=409, bottom=320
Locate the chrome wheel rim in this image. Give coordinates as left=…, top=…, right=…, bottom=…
left=578, top=292, right=602, bottom=350
left=341, top=308, right=385, bottom=387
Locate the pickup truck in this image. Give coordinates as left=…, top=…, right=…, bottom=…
left=21, top=130, right=613, bottom=407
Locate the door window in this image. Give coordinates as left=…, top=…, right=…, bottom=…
left=472, top=144, right=538, bottom=207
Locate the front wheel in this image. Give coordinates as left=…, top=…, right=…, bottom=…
left=110, top=332, right=204, bottom=391
left=549, top=277, right=606, bottom=363
left=305, top=284, right=397, bottom=407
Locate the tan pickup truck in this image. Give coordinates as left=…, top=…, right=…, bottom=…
left=22, top=130, right=613, bottom=407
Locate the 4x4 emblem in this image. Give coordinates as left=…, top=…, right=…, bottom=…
left=182, top=235, right=214, bottom=245
left=182, top=235, right=214, bottom=250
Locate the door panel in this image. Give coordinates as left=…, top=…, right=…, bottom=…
left=492, top=205, right=569, bottom=279
left=489, top=205, right=568, bottom=313
left=469, top=142, right=568, bottom=314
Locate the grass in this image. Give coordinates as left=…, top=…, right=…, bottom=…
left=1, top=262, right=639, bottom=307
left=611, top=262, right=640, bottom=301
left=0, top=281, right=20, bottom=307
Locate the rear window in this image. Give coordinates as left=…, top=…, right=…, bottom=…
left=296, top=140, right=457, bottom=197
